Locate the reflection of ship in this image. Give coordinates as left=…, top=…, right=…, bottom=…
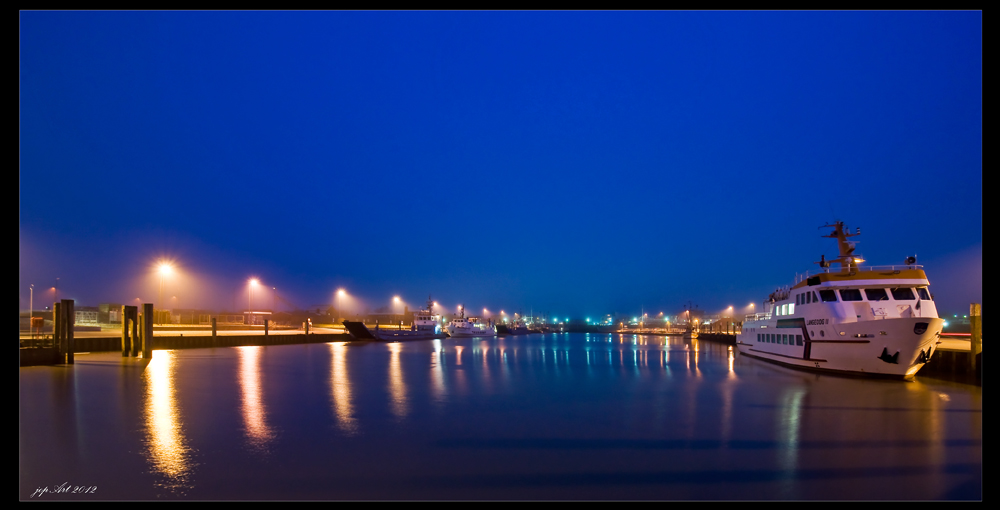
left=446, top=306, right=497, bottom=338
left=736, top=221, right=943, bottom=379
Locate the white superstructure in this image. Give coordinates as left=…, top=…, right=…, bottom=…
left=736, top=221, right=943, bottom=378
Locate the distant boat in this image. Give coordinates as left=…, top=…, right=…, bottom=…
left=498, top=313, right=531, bottom=335
left=446, top=306, right=496, bottom=338
left=736, top=221, right=943, bottom=379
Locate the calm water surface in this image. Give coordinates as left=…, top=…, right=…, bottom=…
left=20, top=333, right=981, bottom=500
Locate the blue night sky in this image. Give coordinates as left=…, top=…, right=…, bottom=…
left=19, top=11, right=982, bottom=319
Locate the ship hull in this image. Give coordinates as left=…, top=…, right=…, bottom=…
left=736, top=317, right=943, bottom=378
left=446, top=328, right=497, bottom=337
left=446, top=323, right=497, bottom=337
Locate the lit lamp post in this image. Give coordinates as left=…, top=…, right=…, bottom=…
left=337, top=288, right=346, bottom=322
left=158, top=262, right=173, bottom=325
left=249, top=278, right=259, bottom=326
left=393, top=296, right=402, bottom=327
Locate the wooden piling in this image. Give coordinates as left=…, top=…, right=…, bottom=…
left=121, top=305, right=130, bottom=356
left=53, top=301, right=63, bottom=359
left=265, top=319, right=269, bottom=336
left=64, top=299, right=75, bottom=364
left=132, top=308, right=141, bottom=357
left=143, top=303, right=153, bottom=358
left=122, top=305, right=138, bottom=357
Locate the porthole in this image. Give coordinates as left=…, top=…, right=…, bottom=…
left=819, top=330, right=825, bottom=337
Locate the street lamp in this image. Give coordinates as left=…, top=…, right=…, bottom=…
left=249, top=278, right=259, bottom=325
left=335, top=288, right=347, bottom=321
left=158, top=262, right=173, bottom=324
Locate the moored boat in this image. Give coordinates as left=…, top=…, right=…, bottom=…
left=446, top=305, right=497, bottom=338
left=736, top=221, right=943, bottom=379
left=342, top=297, right=447, bottom=341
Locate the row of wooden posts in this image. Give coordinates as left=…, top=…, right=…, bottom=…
left=50, top=300, right=155, bottom=363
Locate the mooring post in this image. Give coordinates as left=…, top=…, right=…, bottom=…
left=121, top=305, right=130, bottom=356
left=143, top=303, right=153, bottom=358
left=132, top=308, right=141, bottom=357
left=64, top=299, right=75, bottom=364
left=264, top=319, right=269, bottom=337
left=305, top=320, right=309, bottom=336
left=53, top=301, right=64, bottom=360
left=970, top=303, right=981, bottom=375
left=124, top=306, right=138, bottom=357
left=212, top=317, right=217, bottom=346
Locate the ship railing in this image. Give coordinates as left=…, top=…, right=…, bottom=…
left=799, top=264, right=924, bottom=280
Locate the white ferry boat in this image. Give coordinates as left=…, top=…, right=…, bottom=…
left=736, top=222, right=943, bottom=379
left=446, top=306, right=497, bottom=338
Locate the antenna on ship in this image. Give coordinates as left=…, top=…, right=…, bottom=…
left=819, top=221, right=863, bottom=273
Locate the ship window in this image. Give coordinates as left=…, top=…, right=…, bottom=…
left=917, top=287, right=932, bottom=300
left=890, top=287, right=915, bottom=300
left=796, top=335, right=803, bottom=346
left=840, top=289, right=863, bottom=301
left=865, top=288, right=889, bottom=301
left=819, top=289, right=838, bottom=302
left=782, top=334, right=788, bottom=345
left=806, top=292, right=812, bottom=304
left=788, top=303, right=795, bottom=315
left=812, top=291, right=819, bottom=302
left=796, top=294, right=800, bottom=305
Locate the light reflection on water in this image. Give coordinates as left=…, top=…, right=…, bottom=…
left=388, top=342, right=408, bottom=419
left=142, top=350, right=194, bottom=494
left=237, top=346, right=274, bottom=453
left=329, top=342, right=356, bottom=434
left=19, top=333, right=982, bottom=500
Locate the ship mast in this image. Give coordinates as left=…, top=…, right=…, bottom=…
left=817, top=221, right=863, bottom=273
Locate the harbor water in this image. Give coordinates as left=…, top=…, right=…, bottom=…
left=19, top=333, right=981, bottom=500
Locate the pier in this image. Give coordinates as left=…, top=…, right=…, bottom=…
left=19, top=325, right=352, bottom=366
